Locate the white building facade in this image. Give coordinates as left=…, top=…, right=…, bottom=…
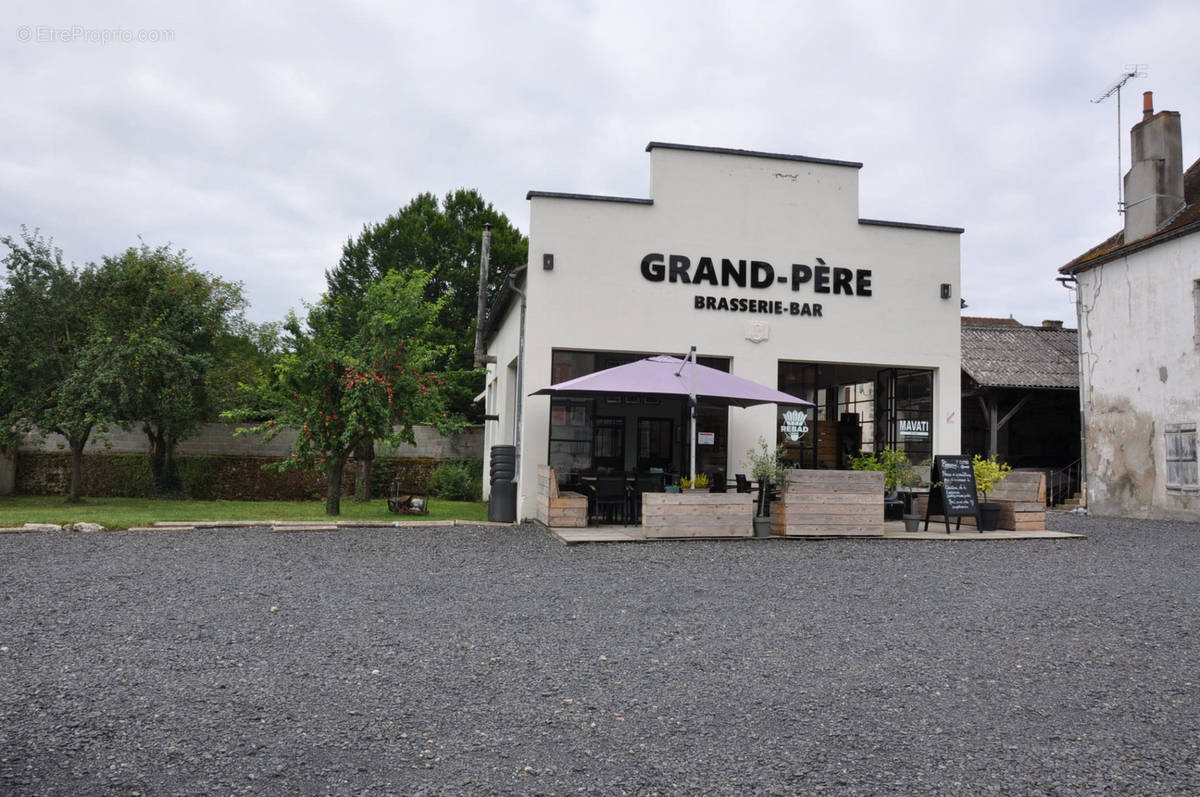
left=484, top=143, right=964, bottom=521
left=1061, top=95, right=1200, bottom=519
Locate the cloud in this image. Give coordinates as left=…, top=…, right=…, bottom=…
left=2, top=0, right=1198, bottom=328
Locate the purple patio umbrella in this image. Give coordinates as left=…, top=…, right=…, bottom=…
left=531, top=353, right=812, bottom=482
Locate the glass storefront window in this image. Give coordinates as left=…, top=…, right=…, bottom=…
left=551, top=350, right=595, bottom=385
left=637, top=418, right=673, bottom=470
left=887, top=369, right=933, bottom=465
left=777, top=363, right=819, bottom=468
left=548, top=398, right=593, bottom=477
left=548, top=348, right=731, bottom=477
left=695, top=403, right=729, bottom=476
left=593, top=416, right=625, bottom=472
left=780, top=362, right=934, bottom=470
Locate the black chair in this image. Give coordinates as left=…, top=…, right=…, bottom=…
left=593, top=476, right=630, bottom=525
left=735, top=473, right=753, bottom=493
left=635, top=472, right=665, bottom=493
left=632, top=473, right=666, bottom=523
left=708, top=470, right=727, bottom=493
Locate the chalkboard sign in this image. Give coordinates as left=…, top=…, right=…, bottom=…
left=924, top=455, right=982, bottom=533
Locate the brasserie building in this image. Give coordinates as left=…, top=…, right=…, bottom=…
left=482, top=142, right=965, bottom=522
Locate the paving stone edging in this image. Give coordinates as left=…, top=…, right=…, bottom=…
left=0, top=520, right=514, bottom=534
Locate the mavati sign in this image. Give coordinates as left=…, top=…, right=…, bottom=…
left=899, top=419, right=930, bottom=438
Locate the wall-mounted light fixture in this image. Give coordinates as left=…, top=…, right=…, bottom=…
left=543, top=253, right=554, bottom=270
left=940, top=283, right=951, bottom=300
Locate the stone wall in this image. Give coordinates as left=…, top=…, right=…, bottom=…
left=17, top=422, right=483, bottom=459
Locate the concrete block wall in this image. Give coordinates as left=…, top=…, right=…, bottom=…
left=18, top=422, right=484, bottom=460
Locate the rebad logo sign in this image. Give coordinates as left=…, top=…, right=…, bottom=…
left=780, top=409, right=810, bottom=441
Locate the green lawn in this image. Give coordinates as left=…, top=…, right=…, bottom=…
left=0, top=495, right=489, bottom=530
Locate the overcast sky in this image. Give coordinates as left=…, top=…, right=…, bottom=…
left=4, top=0, right=1198, bottom=329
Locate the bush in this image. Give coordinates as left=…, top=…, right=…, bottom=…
left=111, top=454, right=155, bottom=498
left=178, top=456, right=219, bottom=499
left=972, top=454, right=1012, bottom=501
left=427, top=459, right=483, bottom=501
left=849, top=448, right=915, bottom=492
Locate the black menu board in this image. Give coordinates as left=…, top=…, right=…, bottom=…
left=924, top=455, right=982, bottom=533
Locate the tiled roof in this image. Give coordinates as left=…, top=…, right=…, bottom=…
left=961, top=321, right=1079, bottom=389
left=1061, top=155, right=1200, bottom=273
left=961, top=316, right=1022, bottom=327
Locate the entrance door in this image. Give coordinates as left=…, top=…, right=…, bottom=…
left=777, top=363, right=819, bottom=468
left=636, top=418, right=673, bottom=470
left=592, top=416, right=625, bottom=473
left=875, top=368, right=933, bottom=463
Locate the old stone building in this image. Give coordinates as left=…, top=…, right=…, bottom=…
left=1060, top=92, right=1200, bottom=519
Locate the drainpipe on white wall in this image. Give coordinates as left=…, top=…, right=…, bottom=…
left=688, top=346, right=697, bottom=486
left=1057, top=274, right=1087, bottom=509
left=506, top=274, right=527, bottom=485
left=473, top=224, right=492, bottom=369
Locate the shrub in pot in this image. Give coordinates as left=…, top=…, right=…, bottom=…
left=972, top=454, right=1012, bottom=531
left=745, top=438, right=785, bottom=537
left=851, top=448, right=924, bottom=528
left=849, top=448, right=915, bottom=496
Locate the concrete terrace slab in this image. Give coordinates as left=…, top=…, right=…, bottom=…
left=553, top=527, right=647, bottom=544
left=550, top=520, right=1085, bottom=544
left=880, top=526, right=1085, bottom=541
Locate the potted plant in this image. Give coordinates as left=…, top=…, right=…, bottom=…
left=898, top=460, right=926, bottom=531
left=972, top=454, right=1012, bottom=531
left=745, top=438, right=786, bottom=538
left=679, top=473, right=709, bottom=490
left=849, top=448, right=912, bottom=496
left=851, top=448, right=924, bottom=530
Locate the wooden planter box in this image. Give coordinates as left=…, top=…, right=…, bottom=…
left=535, top=466, right=588, bottom=528
left=916, top=471, right=1046, bottom=531
left=642, top=491, right=754, bottom=538
left=772, top=469, right=884, bottom=537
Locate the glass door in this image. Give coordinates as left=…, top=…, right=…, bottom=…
left=548, top=398, right=593, bottom=480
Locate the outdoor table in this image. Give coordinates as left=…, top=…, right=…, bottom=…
left=897, top=487, right=929, bottom=515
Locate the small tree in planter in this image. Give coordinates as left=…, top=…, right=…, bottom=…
left=851, top=448, right=923, bottom=529
left=849, top=448, right=914, bottom=494
left=972, top=454, right=1012, bottom=531
left=745, top=437, right=786, bottom=524
left=972, top=454, right=1012, bottom=502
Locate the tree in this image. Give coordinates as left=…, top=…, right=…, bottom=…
left=317, top=189, right=527, bottom=499
left=0, top=228, right=111, bottom=502
left=231, top=270, right=461, bottom=515
left=84, top=243, right=245, bottom=497
left=205, top=319, right=282, bottom=419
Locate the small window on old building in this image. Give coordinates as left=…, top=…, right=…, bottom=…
left=1165, top=423, right=1198, bottom=490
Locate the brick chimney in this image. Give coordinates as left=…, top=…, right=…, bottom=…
left=1124, top=91, right=1185, bottom=241
left=1041, top=320, right=1063, bottom=329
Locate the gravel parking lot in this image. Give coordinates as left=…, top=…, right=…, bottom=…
left=1, top=514, right=1197, bottom=796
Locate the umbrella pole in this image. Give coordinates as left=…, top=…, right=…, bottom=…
left=689, top=345, right=697, bottom=488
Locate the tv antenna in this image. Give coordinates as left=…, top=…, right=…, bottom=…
left=1092, top=64, right=1148, bottom=213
